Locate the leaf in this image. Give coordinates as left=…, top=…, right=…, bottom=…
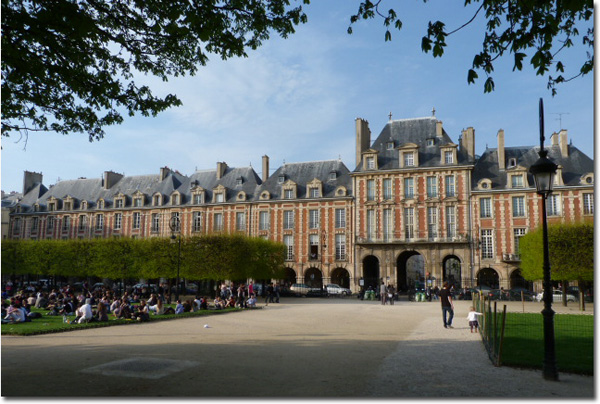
left=467, top=68, right=478, bottom=83
left=484, top=77, right=495, bottom=93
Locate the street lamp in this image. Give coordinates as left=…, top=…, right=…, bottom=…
left=169, top=215, right=182, bottom=301
left=528, top=98, right=559, bottom=382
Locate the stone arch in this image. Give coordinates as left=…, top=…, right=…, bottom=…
left=477, top=267, right=500, bottom=289
left=282, top=267, right=297, bottom=288
left=397, top=251, right=425, bottom=291
left=362, top=255, right=380, bottom=291
left=330, top=267, right=351, bottom=289
left=443, top=255, right=462, bottom=289
left=304, top=267, right=323, bottom=289
left=509, top=268, right=532, bottom=290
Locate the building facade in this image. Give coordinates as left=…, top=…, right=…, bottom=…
left=7, top=114, right=594, bottom=292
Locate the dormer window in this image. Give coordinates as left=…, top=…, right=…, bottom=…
left=133, top=197, right=143, bottom=207
left=48, top=202, right=56, bottom=212
left=153, top=195, right=161, bottom=206
left=81, top=201, right=87, bottom=210
left=284, top=189, right=294, bottom=199
left=366, top=157, right=375, bottom=170
left=260, top=191, right=270, bottom=200
left=115, top=199, right=124, bottom=208
left=215, top=193, right=224, bottom=203
left=511, top=174, right=524, bottom=188
left=236, top=191, right=246, bottom=201
left=329, top=171, right=337, bottom=180
left=398, top=144, right=419, bottom=168
left=97, top=200, right=105, bottom=209
left=309, top=187, right=320, bottom=198
left=278, top=175, right=286, bottom=184
left=403, top=152, right=415, bottom=167
left=171, top=194, right=179, bottom=205
left=426, top=138, right=435, bottom=147
left=444, top=151, right=454, bottom=164
left=193, top=193, right=204, bottom=204
left=508, top=158, right=517, bottom=168
left=236, top=177, right=243, bottom=186
left=386, top=141, right=394, bottom=150
left=64, top=201, right=72, bottom=211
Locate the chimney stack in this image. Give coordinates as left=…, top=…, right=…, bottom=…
left=216, top=162, right=228, bottom=180
left=103, top=171, right=124, bottom=189
left=436, top=121, right=443, bottom=137
left=559, top=129, right=568, bottom=157
left=355, top=118, right=371, bottom=167
left=550, top=132, right=559, bottom=146
left=497, top=129, right=505, bottom=170
left=23, top=171, right=43, bottom=195
left=159, top=167, right=171, bottom=181
left=460, top=127, right=475, bottom=162
left=262, top=155, right=269, bottom=183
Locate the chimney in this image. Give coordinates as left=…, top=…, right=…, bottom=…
left=460, top=127, right=475, bottom=162
left=559, top=129, right=568, bottom=157
left=262, top=155, right=269, bottom=183
left=103, top=171, right=123, bottom=190
left=497, top=129, right=505, bottom=170
left=550, top=132, right=559, bottom=146
left=216, top=162, right=228, bottom=180
left=355, top=118, right=371, bottom=167
left=23, top=171, right=43, bottom=195
left=159, top=167, right=171, bottom=181
left=436, top=121, right=443, bottom=137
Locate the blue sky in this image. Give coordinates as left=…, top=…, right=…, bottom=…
left=1, top=1, right=594, bottom=193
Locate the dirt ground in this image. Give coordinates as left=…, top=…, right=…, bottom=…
left=1, top=297, right=594, bottom=398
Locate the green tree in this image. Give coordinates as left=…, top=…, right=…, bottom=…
left=2, top=0, right=308, bottom=140
left=520, top=221, right=593, bottom=304
left=349, top=0, right=593, bottom=94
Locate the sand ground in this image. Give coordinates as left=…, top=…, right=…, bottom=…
left=1, top=297, right=594, bottom=398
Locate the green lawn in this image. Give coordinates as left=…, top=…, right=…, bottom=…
left=1, top=305, right=245, bottom=336
left=501, top=312, right=594, bottom=375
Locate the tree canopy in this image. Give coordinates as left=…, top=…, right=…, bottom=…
left=1, top=0, right=308, bottom=141
left=348, top=0, right=593, bottom=94
left=519, top=221, right=594, bottom=283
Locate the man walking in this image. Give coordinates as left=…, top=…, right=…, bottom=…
left=380, top=281, right=387, bottom=305
left=439, top=282, right=454, bottom=328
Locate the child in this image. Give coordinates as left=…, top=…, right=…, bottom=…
left=467, top=306, right=483, bottom=333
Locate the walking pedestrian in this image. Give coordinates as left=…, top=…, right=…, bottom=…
left=439, top=282, right=454, bottom=328
left=380, top=282, right=387, bottom=305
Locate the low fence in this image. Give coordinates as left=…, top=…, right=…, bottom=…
left=473, top=294, right=594, bottom=374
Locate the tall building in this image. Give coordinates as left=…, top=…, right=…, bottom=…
left=6, top=114, right=593, bottom=292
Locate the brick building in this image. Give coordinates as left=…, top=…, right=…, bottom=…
left=7, top=114, right=593, bottom=293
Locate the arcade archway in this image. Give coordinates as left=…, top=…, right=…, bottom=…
left=282, top=267, right=297, bottom=288
left=397, top=251, right=424, bottom=291
left=304, top=267, right=323, bottom=288
left=362, top=255, right=379, bottom=291
left=477, top=267, right=499, bottom=289
left=443, top=256, right=462, bottom=288
left=331, top=267, right=350, bottom=289
left=509, top=268, right=532, bottom=290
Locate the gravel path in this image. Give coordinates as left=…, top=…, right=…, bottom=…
left=1, top=298, right=593, bottom=397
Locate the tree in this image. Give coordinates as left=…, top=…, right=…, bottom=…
left=1, top=0, right=308, bottom=141
left=520, top=222, right=593, bottom=306
left=348, top=0, right=593, bottom=94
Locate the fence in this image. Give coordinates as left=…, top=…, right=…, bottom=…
left=473, top=293, right=594, bottom=374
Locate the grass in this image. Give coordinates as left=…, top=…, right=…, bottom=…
left=1, top=305, right=247, bottom=336
left=500, top=312, right=594, bottom=375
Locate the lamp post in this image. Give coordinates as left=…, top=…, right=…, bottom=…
left=528, top=98, right=559, bottom=381
left=169, top=216, right=182, bottom=301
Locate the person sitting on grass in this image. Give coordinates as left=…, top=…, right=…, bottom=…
left=95, top=301, right=109, bottom=322
left=59, top=298, right=75, bottom=316
left=133, top=300, right=150, bottom=322
left=200, top=297, right=208, bottom=310
left=175, top=300, right=184, bottom=315
left=213, top=296, right=225, bottom=310
left=182, top=299, right=193, bottom=313
left=225, top=296, right=236, bottom=308
left=3, top=302, right=25, bottom=323
left=149, top=299, right=164, bottom=315
left=193, top=296, right=202, bottom=312
left=74, top=299, right=94, bottom=324
left=246, top=294, right=257, bottom=308
left=114, top=301, right=132, bottom=319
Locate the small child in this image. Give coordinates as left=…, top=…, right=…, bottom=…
left=467, top=306, right=483, bottom=333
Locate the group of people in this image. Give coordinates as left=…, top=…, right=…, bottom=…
left=216, top=282, right=259, bottom=309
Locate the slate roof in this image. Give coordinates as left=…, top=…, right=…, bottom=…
left=472, top=144, right=594, bottom=190
left=184, top=166, right=262, bottom=203
left=257, top=160, right=352, bottom=200
left=354, top=117, right=465, bottom=172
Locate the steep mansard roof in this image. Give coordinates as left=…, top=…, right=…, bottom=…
left=184, top=166, right=262, bottom=203
left=257, top=159, right=352, bottom=200
left=472, top=144, right=594, bottom=190
left=354, top=117, right=466, bottom=172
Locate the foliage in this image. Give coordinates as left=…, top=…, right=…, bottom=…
left=519, top=222, right=594, bottom=282
left=1, top=235, right=286, bottom=283
left=1, top=0, right=308, bottom=140
left=348, top=0, right=594, bottom=94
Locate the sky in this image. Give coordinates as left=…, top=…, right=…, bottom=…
left=1, top=1, right=594, bottom=194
